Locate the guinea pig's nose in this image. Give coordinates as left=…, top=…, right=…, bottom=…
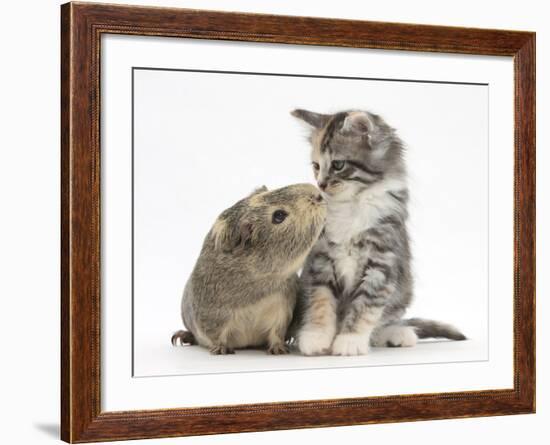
left=315, top=194, right=323, bottom=203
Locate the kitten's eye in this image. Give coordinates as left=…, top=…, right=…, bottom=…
left=272, top=210, right=288, bottom=224
left=312, top=162, right=320, bottom=171
left=331, top=160, right=345, bottom=171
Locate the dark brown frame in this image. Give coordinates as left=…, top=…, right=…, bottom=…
left=61, top=2, right=536, bottom=442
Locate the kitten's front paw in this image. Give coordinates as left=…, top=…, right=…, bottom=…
left=297, top=329, right=334, bottom=356
left=332, top=333, right=370, bottom=356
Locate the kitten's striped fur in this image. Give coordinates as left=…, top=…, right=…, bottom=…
left=291, top=109, right=465, bottom=356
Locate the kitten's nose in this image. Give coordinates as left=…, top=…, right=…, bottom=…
left=318, top=182, right=327, bottom=191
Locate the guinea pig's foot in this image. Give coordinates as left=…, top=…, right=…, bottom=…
left=267, top=343, right=289, bottom=355
left=209, top=345, right=235, bottom=355
left=171, top=330, right=196, bottom=346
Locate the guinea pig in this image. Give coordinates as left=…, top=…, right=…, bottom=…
left=171, top=183, right=326, bottom=354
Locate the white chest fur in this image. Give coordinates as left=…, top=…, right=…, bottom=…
left=325, top=180, right=403, bottom=244
left=324, top=179, right=405, bottom=291
left=331, top=244, right=362, bottom=291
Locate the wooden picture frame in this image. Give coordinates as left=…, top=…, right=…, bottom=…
left=61, top=2, right=535, bottom=442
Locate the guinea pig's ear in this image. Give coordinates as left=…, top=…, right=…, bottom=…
left=291, top=109, right=330, bottom=129
left=248, top=185, right=268, bottom=197
left=211, top=218, right=256, bottom=252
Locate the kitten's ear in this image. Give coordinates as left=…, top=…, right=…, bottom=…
left=291, top=109, right=330, bottom=129
left=341, top=111, right=373, bottom=135
left=212, top=218, right=256, bottom=252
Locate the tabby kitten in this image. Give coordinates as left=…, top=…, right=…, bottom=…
left=291, top=109, right=465, bottom=356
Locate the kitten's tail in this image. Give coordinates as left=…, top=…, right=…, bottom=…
left=402, top=318, right=466, bottom=341
left=171, top=330, right=197, bottom=346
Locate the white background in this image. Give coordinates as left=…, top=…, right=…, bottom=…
left=0, top=0, right=546, bottom=444
left=133, top=67, right=489, bottom=377
left=101, top=36, right=513, bottom=411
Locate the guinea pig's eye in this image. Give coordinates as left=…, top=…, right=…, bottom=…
left=272, top=209, right=288, bottom=224
left=331, top=160, right=345, bottom=171
left=312, top=162, right=320, bottom=171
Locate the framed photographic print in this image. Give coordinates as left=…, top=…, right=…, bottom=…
left=61, top=2, right=535, bottom=442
